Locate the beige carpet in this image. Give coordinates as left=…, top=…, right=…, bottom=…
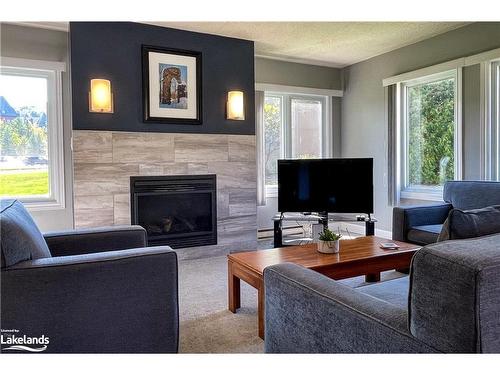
left=177, top=254, right=404, bottom=353
left=178, top=256, right=263, bottom=353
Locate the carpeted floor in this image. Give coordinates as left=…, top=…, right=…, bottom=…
left=178, top=255, right=262, bottom=353
left=178, top=254, right=405, bottom=353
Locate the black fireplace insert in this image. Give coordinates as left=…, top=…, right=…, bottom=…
left=130, top=175, right=217, bottom=248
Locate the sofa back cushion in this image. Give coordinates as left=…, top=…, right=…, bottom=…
left=409, top=234, right=500, bottom=353
left=1, top=199, right=51, bottom=268
left=444, top=180, right=500, bottom=210
left=438, top=205, right=500, bottom=242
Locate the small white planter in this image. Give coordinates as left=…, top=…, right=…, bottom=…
left=317, top=239, right=340, bottom=254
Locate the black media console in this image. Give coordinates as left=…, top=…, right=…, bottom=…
left=272, top=213, right=376, bottom=248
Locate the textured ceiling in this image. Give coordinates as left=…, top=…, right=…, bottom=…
left=16, top=21, right=469, bottom=68
left=152, top=22, right=468, bottom=67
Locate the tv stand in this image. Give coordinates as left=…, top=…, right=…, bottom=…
left=272, top=212, right=376, bottom=248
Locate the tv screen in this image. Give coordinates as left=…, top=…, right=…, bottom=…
left=278, top=158, right=373, bottom=214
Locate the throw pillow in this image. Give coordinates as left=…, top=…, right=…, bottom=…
left=437, top=205, right=500, bottom=241
left=437, top=217, right=451, bottom=242
left=1, top=199, right=51, bottom=267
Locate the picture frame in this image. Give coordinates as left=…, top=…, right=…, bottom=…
left=142, top=45, right=202, bottom=124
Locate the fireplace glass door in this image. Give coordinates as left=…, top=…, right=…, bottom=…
left=131, top=175, right=217, bottom=248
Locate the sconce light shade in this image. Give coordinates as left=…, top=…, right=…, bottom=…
left=89, top=79, right=113, bottom=113
left=227, top=91, right=244, bottom=120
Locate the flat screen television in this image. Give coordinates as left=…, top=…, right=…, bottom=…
left=278, top=158, right=373, bottom=214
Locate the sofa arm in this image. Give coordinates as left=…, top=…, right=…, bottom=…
left=264, top=263, right=437, bottom=353
left=392, top=203, right=452, bottom=241
left=1, top=246, right=178, bottom=353
left=43, top=225, right=147, bottom=256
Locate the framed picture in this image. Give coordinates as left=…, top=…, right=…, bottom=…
left=142, top=45, right=202, bottom=124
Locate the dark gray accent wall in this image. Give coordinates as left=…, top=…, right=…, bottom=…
left=341, top=22, right=500, bottom=231
left=255, top=57, right=342, bottom=90
left=70, top=22, right=255, bottom=135
left=0, top=23, right=74, bottom=231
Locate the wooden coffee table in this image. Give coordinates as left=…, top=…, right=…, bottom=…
left=227, top=236, right=419, bottom=339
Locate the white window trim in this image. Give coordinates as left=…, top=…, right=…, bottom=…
left=263, top=91, right=331, bottom=198
left=383, top=58, right=465, bottom=87
left=398, top=68, right=463, bottom=201
left=464, top=47, right=500, bottom=67
left=255, top=83, right=343, bottom=97
left=0, top=57, right=66, bottom=210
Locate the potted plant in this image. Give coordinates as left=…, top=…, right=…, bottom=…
left=317, top=228, right=342, bottom=254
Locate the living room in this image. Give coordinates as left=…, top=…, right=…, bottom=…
left=1, top=1, right=500, bottom=373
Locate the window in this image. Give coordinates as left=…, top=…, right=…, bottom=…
left=263, top=95, right=283, bottom=187
left=400, top=69, right=461, bottom=200
left=263, top=92, right=328, bottom=195
left=291, top=97, right=323, bottom=159
left=0, top=58, right=65, bottom=209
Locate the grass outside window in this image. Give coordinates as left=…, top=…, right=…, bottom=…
left=0, top=170, right=49, bottom=197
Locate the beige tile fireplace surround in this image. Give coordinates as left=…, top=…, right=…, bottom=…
left=72, top=130, right=257, bottom=259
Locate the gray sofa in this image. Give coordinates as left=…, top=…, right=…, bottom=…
left=1, top=199, right=179, bottom=353
left=393, top=180, right=500, bottom=245
left=264, top=233, right=500, bottom=353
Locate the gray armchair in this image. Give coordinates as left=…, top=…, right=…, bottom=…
left=1, top=199, right=179, bottom=353
left=393, top=180, right=500, bottom=245
left=264, top=233, right=500, bottom=353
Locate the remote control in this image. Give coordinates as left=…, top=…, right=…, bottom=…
left=380, top=242, right=400, bottom=250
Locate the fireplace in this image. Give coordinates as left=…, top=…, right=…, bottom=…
left=130, top=175, right=217, bottom=248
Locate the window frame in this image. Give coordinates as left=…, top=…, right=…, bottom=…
left=398, top=68, right=463, bottom=201
left=288, top=94, right=328, bottom=159
left=263, top=91, right=330, bottom=198
left=0, top=57, right=66, bottom=210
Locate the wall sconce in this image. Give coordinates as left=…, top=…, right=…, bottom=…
left=227, top=91, right=245, bottom=120
left=89, top=79, right=114, bottom=113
